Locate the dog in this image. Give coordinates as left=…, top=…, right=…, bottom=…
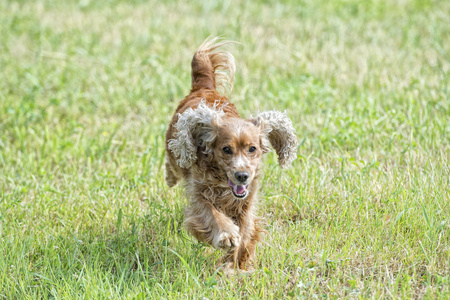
left=165, top=37, right=297, bottom=271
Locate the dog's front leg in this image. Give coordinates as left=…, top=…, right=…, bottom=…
left=184, top=202, right=241, bottom=251
left=223, top=211, right=261, bottom=271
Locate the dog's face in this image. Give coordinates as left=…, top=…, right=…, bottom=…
left=212, top=118, right=263, bottom=199
left=168, top=102, right=298, bottom=199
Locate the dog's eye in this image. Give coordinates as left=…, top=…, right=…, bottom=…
left=249, top=146, right=257, bottom=153
left=222, top=147, right=232, bottom=154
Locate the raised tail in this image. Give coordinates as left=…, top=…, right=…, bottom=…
left=191, top=37, right=236, bottom=96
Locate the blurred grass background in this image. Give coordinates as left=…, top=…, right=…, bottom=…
left=0, top=0, right=449, bottom=298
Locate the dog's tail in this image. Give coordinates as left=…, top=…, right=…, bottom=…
left=191, top=37, right=236, bottom=96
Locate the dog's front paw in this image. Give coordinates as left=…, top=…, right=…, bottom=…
left=213, top=231, right=241, bottom=251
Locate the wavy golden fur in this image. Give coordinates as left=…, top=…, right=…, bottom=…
left=165, top=37, right=298, bottom=271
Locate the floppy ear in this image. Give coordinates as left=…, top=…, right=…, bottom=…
left=168, top=101, right=224, bottom=168
left=253, top=111, right=298, bottom=168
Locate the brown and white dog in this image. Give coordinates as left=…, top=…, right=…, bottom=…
left=165, top=37, right=297, bottom=271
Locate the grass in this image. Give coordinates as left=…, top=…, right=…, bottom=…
left=0, top=0, right=449, bottom=298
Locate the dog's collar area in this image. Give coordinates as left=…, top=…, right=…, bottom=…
left=227, top=179, right=248, bottom=199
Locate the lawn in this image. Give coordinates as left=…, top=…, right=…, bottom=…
left=1, top=0, right=449, bottom=298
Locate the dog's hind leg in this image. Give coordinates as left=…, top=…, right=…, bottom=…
left=165, top=157, right=181, bottom=187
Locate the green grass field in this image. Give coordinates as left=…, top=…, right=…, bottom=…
left=1, top=0, right=449, bottom=298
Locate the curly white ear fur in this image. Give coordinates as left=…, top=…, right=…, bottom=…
left=168, top=101, right=225, bottom=168
left=254, top=111, right=298, bottom=168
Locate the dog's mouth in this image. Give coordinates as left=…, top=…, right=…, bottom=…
left=227, top=179, right=248, bottom=199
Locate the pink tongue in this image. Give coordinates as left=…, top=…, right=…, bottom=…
left=228, top=179, right=247, bottom=195
left=235, top=185, right=246, bottom=194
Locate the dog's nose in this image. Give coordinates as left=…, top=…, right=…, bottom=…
left=234, top=172, right=249, bottom=183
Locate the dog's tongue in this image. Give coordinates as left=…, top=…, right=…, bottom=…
left=235, top=185, right=246, bottom=194
left=228, top=179, right=247, bottom=195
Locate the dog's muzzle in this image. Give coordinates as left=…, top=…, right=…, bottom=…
left=228, top=179, right=248, bottom=199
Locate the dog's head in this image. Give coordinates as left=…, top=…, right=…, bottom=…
left=168, top=101, right=297, bottom=199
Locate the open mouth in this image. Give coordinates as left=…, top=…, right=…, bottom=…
left=227, top=179, right=248, bottom=199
